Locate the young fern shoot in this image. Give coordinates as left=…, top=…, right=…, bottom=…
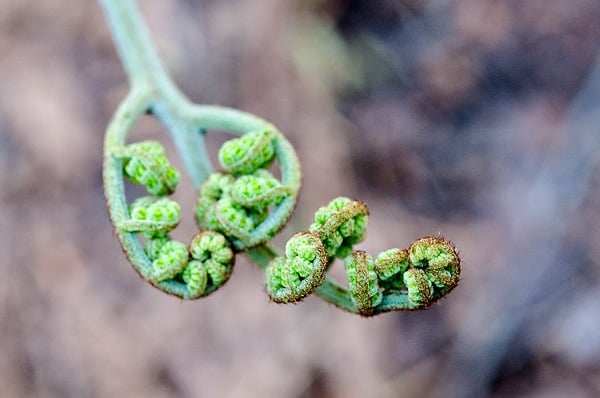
left=100, top=0, right=461, bottom=316
left=264, top=198, right=460, bottom=316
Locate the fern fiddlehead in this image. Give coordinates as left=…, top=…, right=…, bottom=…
left=122, top=196, right=181, bottom=233
left=186, top=231, right=235, bottom=298
left=116, top=140, right=180, bottom=196
left=101, top=0, right=301, bottom=299
left=195, top=130, right=300, bottom=250
left=218, top=129, right=277, bottom=175
left=345, top=251, right=383, bottom=316
left=309, top=197, right=369, bottom=259
left=265, top=232, right=328, bottom=303
left=100, top=0, right=461, bottom=315
left=264, top=197, right=461, bottom=315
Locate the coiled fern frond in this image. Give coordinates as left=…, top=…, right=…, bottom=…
left=264, top=197, right=461, bottom=316
left=100, top=0, right=461, bottom=315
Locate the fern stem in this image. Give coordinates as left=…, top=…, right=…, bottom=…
left=99, top=0, right=213, bottom=186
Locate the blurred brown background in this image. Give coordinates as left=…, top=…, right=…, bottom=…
left=2, top=0, right=600, bottom=397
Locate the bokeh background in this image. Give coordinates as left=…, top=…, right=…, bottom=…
left=2, top=0, right=600, bottom=397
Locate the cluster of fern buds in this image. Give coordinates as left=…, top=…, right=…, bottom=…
left=106, top=121, right=460, bottom=315
left=101, top=0, right=460, bottom=314
left=265, top=198, right=460, bottom=316
left=195, top=130, right=299, bottom=250
left=110, top=140, right=236, bottom=298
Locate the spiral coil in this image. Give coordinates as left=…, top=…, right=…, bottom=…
left=264, top=197, right=461, bottom=315
left=101, top=0, right=460, bottom=314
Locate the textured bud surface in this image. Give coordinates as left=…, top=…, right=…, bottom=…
left=409, top=237, right=459, bottom=270
left=375, top=248, right=410, bottom=280
left=190, top=231, right=234, bottom=265
left=182, top=260, right=208, bottom=298
left=345, top=251, right=382, bottom=315
left=195, top=131, right=300, bottom=250
left=145, top=233, right=170, bottom=260
left=150, top=240, right=188, bottom=282
left=187, top=231, right=235, bottom=297
left=265, top=232, right=328, bottom=303
left=230, top=170, right=287, bottom=207
left=404, top=268, right=433, bottom=306
left=127, top=196, right=181, bottom=233
left=218, top=130, right=276, bottom=175
left=214, top=197, right=255, bottom=239
left=309, top=197, right=369, bottom=258
left=121, top=141, right=179, bottom=196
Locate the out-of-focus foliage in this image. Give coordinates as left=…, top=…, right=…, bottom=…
left=1, top=0, right=600, bottom=397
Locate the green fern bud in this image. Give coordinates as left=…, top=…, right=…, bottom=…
left=205, top=259, right=230, bottom=287
left=403, top=268, right=433, bottom=307
left=230, top=170, right=289, bottom=208
left=150, top=240, right=188, bottom=282
left=320, top=230, right=343, bottom=258
left=195, top=173, right=283, bottom=247
left=127, top=196, right=181, bottom=233
left=182, top=260, right=208, bottom=298
left=145, top=233, right=170, bottom=260
left=345, top=251, right=382, bottom=315
left=199, top=172, right=234, bottom=201
left=195, top=173, right=234, bottom=228
left=195, top=131, right=300, bottom=250
left=426, top=268, right=457, bottom=292
left=375, top=248, right=410, bottom=280
left=188, top=231, right=235, bottom=297
left=409, top=237, right=459, bottom=270
left=373, top=248, right=410, bottom=292
left=214, top=197, right=255, bottom=240
left=190, top=230, right=234, bottom=265
left=218, top=130, right=276, bottom=175
left=265, top=232, right=328, bottom=303
left=408, top=237, right=460, bottom=300
left=309, top=197, right=369, bottom=258
left=121, top=140, right=179, bottom=196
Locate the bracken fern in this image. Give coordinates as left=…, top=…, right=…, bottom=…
left=101, top=0, right=461, bottom=315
